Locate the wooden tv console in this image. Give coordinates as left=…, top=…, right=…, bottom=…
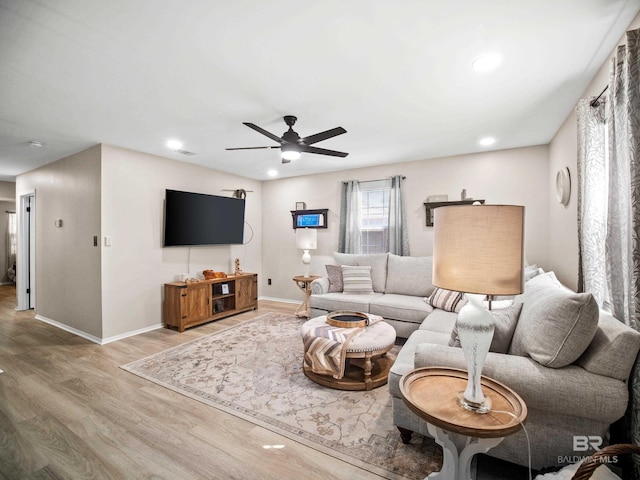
left=163, top=273, right=258, bottom=332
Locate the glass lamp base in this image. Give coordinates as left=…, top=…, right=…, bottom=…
left=457, top=391, right=492, bottom=414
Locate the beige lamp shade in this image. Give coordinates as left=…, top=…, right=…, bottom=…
left=433, top=204, right=524, bottom=296
left=296, top=227, right=317, bottom=250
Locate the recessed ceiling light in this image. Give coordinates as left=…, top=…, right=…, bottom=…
left=166, top=139, right=183, bottom=151
left=479, top=137, right=496, bottom=147
left=267, top=169, right=278, bottom=177
left=472, top=52, right=502, bottom=73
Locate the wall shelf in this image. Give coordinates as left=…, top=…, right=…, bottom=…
left=424, top=200, right=485, bottom=226
left=290, top=208, right=328, bottom=229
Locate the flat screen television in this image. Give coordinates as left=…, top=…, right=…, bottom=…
left=164, top=189, right=245, bottom=246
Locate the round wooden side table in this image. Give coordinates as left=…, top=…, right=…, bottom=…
left=292, top=275, right=320, bottom=318
left=400, top=367, right=527, bottom=480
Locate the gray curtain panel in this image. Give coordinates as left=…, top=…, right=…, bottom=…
left=338, top=180, right=362, bottom=254
left=577, top=27, right=640, bottom=479
left=388, top=175, right=410, bottom=256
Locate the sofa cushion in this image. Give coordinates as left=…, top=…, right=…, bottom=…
left=309, top=292, right=382, bottom=313
left=576, top=310, right=640, bottom=381
left=449, top=302, right=523, bottom=354
left=341, top=265, right=374, bottom=294
left=427, top=288, right=467, bottom=313
left=333, top=252, right=388, bottom=293
left=369, top=294, right=433, bottom=323
left=419, top=309, right=458, bottom=334
left=509, top=272, right=599, bottom=368
left=384, top=254, right=435, bottom=297
left=325, top=265, right=343, bottom=292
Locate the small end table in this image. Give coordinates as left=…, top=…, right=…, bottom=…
left=400, top=367, right=527, bottom=480
left=293, top=275, right=320, bottom=318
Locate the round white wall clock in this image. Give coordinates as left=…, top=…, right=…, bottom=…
left=556, top=167, right=571, bottom=206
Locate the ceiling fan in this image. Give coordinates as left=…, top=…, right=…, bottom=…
left=226, top=115, right=348, bottom=163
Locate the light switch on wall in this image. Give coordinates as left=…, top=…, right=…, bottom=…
left=104, top=236, right=112, bottom=247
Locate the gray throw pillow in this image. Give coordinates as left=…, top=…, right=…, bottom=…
left=325, top=265, right=343, bottom=292
left=384, top=254, right=434, bottom=297
left=448, top=302, right=522, bottom=354
left=333, top=252, right=388, bottom=292
left=509, top=272, right=599, bottom=368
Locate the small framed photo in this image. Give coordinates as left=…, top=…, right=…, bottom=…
left=295, top=201, right=306, bottom=210
left=221, top=283, right=229, bottom=295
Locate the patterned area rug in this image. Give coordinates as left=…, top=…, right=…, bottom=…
left=121, top=312, right=442, bottom=479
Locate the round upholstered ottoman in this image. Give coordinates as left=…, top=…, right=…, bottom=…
left=301, top=315, right=396, bottom=391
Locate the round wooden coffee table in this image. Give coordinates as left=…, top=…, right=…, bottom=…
left=301, top=315, right=396, bottom=391
left=400, top=367, right=527, bottom=480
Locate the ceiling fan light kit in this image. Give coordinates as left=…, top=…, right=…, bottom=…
left=226, top=115, right=348, bottom=164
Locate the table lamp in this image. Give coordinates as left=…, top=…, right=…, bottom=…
left=296, top=227, right=317, bottom=278
left=433, top=204, right=524, bottom=413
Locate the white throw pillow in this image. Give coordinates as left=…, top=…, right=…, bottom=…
left=341, top=265, right=374, bottom=295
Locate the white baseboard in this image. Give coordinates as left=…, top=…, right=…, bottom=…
left=36, top=314, right=103, bottom=344
left=35, top=314, right=163, bottom=345
left=258, top=295, right=299, bottom=305
left=101, top=324, right=164, bottom=345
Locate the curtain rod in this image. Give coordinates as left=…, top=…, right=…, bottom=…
left=5, top=211, right=14, bottom=213
left=590, top=85, right=608, bottom=107
left=343, top=176, right=406, bottom=184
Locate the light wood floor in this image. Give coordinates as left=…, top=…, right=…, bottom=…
left=0, top=286, right=382, bottom=479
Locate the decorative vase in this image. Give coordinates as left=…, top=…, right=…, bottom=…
left=456, top=293, right=495, bottom=413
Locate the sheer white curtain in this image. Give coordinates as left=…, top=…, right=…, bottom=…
left=6, top=212, right=16, bottom=283
left=577, top=27, right=640, bottom=478
left=576, top=99, right=609, bottom=307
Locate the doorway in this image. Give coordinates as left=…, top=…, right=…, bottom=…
left=17, top=191, right=35, bottom=310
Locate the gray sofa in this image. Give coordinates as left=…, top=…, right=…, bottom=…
left=310, top=252, right=436, bottom=338
left=310, top=253, right=640, bottom=471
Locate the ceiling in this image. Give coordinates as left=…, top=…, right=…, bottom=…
left=0, top=1, right=638, bottom=183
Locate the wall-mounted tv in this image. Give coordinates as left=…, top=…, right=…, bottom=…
left=164, top=189, right=245, bottom=246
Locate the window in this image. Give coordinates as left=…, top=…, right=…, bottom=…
left=359, top=180, right=390, bottom=254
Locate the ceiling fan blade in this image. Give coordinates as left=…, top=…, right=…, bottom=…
left=225, top=146, right=279, bottom=151
left=301, top=145, right=349, bottom=157
left=301, top=127, right=347, bottom=145
left=243, top=122, right=283, bottom=144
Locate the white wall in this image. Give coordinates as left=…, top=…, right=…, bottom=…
left=261, top=145, right=549, bottom=302
left=548, top=14, right=640, bottom=290
left=0, top=181, right=15, bottom=201
left=100, top=145, right=262, bottom=339
left=16, top=145, right=103, bottom=338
